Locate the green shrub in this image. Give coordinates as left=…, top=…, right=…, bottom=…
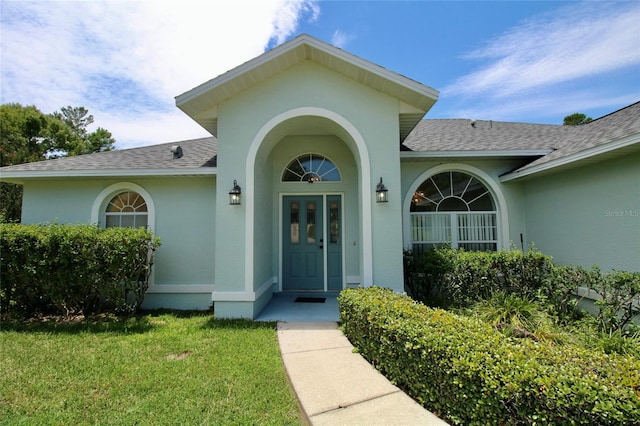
left=542, top=264, right=592, bottom=323
left=339, top=287, right=640, bottom=425
left=0, top=223, right=160, bottom=317
left=473, top=292, right=553, bottom=340
left=405, top=248, right=640, bottom=332
left=593, top=269, right=640, bottom=333
left=404, top=248, right=555, bottom=309
left=597, top=330, right=640, bottom=357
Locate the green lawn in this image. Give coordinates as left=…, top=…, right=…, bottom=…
left=0, top=313, right=303, bottom=425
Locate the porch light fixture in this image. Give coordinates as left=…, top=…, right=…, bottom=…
left=229, top=180, right=241, bottom=205
left=375, top=177, right=388, bottom=203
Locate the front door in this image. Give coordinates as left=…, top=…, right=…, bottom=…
left=282, top=195, right=343, bottom=291
left=283, top=196, right=324, bottom=290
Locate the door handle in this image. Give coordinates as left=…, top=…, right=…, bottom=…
left=319, top=238, right=323, bottom=250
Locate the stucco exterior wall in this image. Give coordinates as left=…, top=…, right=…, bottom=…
left=21, top=176, right=217, bottom=309
left=522, top=153, right=640, bottom=272
left=213, top=59, right=408, bottom=315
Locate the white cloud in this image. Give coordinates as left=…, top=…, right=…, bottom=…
left=443, top=3, right=640, bottom=101
left=331, top=30, right=354, bottom=49
left=0, top=0, right=319, bottom=148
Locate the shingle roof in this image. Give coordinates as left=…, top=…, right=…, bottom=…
left=0, top=137, right=217, bottom=173
left=515, top=101, right=640, bottom=171
left=1, top=102, right=637, bottom=178
left=402, top=119, right=567, bottom=152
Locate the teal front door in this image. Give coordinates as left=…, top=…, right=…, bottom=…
left=283, top=196, right=324, bottom=291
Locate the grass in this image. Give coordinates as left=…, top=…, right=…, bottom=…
left=0, top=313, right=303, bottom=425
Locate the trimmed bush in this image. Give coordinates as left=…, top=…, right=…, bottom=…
left=339, top=287, right=640, bottom=425
left=403, top=248, right=554, bottom=309
left=405, top=248, right=640, bottom=332
left=0, top=223, right=160, bottom=317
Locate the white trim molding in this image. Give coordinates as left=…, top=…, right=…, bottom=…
left=246, top=107, right=374, bottom=292
left=212, top=278, right=274, bottom=302
left=146, top=284, right=215, bottom=294
left=401, top=150, right=552, bottom=159
left=0, top=168, right=216, bottom=181
left=403, top=164, right=510, bottom=250
left=91, top=182, right=156, bottom=232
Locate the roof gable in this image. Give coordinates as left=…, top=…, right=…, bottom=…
left=175, top=34, right=439, bottom=140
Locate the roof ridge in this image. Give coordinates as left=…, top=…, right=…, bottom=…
left=582, top=100, right=640, bottom=125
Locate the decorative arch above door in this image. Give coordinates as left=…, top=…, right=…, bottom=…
left=281, top=153, right=341, bottom=183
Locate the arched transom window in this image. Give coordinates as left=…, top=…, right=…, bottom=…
left=282, top=154, right=341, bottom=182
left=105, top=191, right=148, bottom=228
left=410, top=171, right=497, bottom=251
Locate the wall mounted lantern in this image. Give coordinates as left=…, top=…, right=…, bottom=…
left=376, top=177, right=388, bottom=203
left=229, top=180, right=241, bottom=205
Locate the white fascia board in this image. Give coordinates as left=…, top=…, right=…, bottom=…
left=0, top=168, right=217, bottom=180
left=175, top=38, right=300, bottom=106
left=400, top=150, right=552, bottom=159
left=500, top=134, right=640, bottom=182
left=310, top=38, right=440, bottom=101
left=176, top=35, right=439, bottom=110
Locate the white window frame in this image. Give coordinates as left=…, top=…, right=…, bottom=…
left=281, top=153, right=342, bottom=182
left=410, top=211, right=499, bottom=251
left=403, top=164, right=509, bottom=251
left=91, top=182, right=155, bottom=232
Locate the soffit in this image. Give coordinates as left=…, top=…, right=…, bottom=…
left=175, top=35, right=439, bottom=139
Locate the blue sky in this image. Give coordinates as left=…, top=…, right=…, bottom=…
left=1, top=1, right=638, bottom=149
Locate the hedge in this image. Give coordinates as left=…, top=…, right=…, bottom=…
left=0, top=223, right=160, bottom=317
left=339, top=287, right=640, bottom=425
left=404, top=248, right=640, bottom=332
left=404, top=248, right=555, bottom=309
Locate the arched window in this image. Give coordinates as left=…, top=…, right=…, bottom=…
left=410, top=171, right=497, bottom=251
left=105, top=191, right=148, bottom=228
left=282, top=154, right=341, bottom=182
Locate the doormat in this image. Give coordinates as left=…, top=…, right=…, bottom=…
left=294, top=297, right=326, bottom=303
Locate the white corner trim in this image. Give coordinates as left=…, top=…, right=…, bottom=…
left=90, top=182, right=156, bottom=232
left=402, top=164, right=510, bottom=250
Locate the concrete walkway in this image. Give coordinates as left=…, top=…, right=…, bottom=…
left=278, top=322, right=448, bottom=425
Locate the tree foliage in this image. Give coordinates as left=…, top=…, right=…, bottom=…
left=563, top=112, right=593, bottom=126
left=51, top=106, right=115, bottom=156
left=0, top=103, right=116, bottom=222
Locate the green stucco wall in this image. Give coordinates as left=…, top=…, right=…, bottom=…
left=214, top=59, right=409, bottom=314
left=21, top=176, right=216, bottom=309
left=522, top=153, right=640, bottom=272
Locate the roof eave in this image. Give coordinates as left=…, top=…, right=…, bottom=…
left=500, top=135, right=640, bottom=182
left=175, top=34, right=439, bottom=137
left=0, top=167, right=218, bottom=182
left=400, top=149, right=552, bottom=160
